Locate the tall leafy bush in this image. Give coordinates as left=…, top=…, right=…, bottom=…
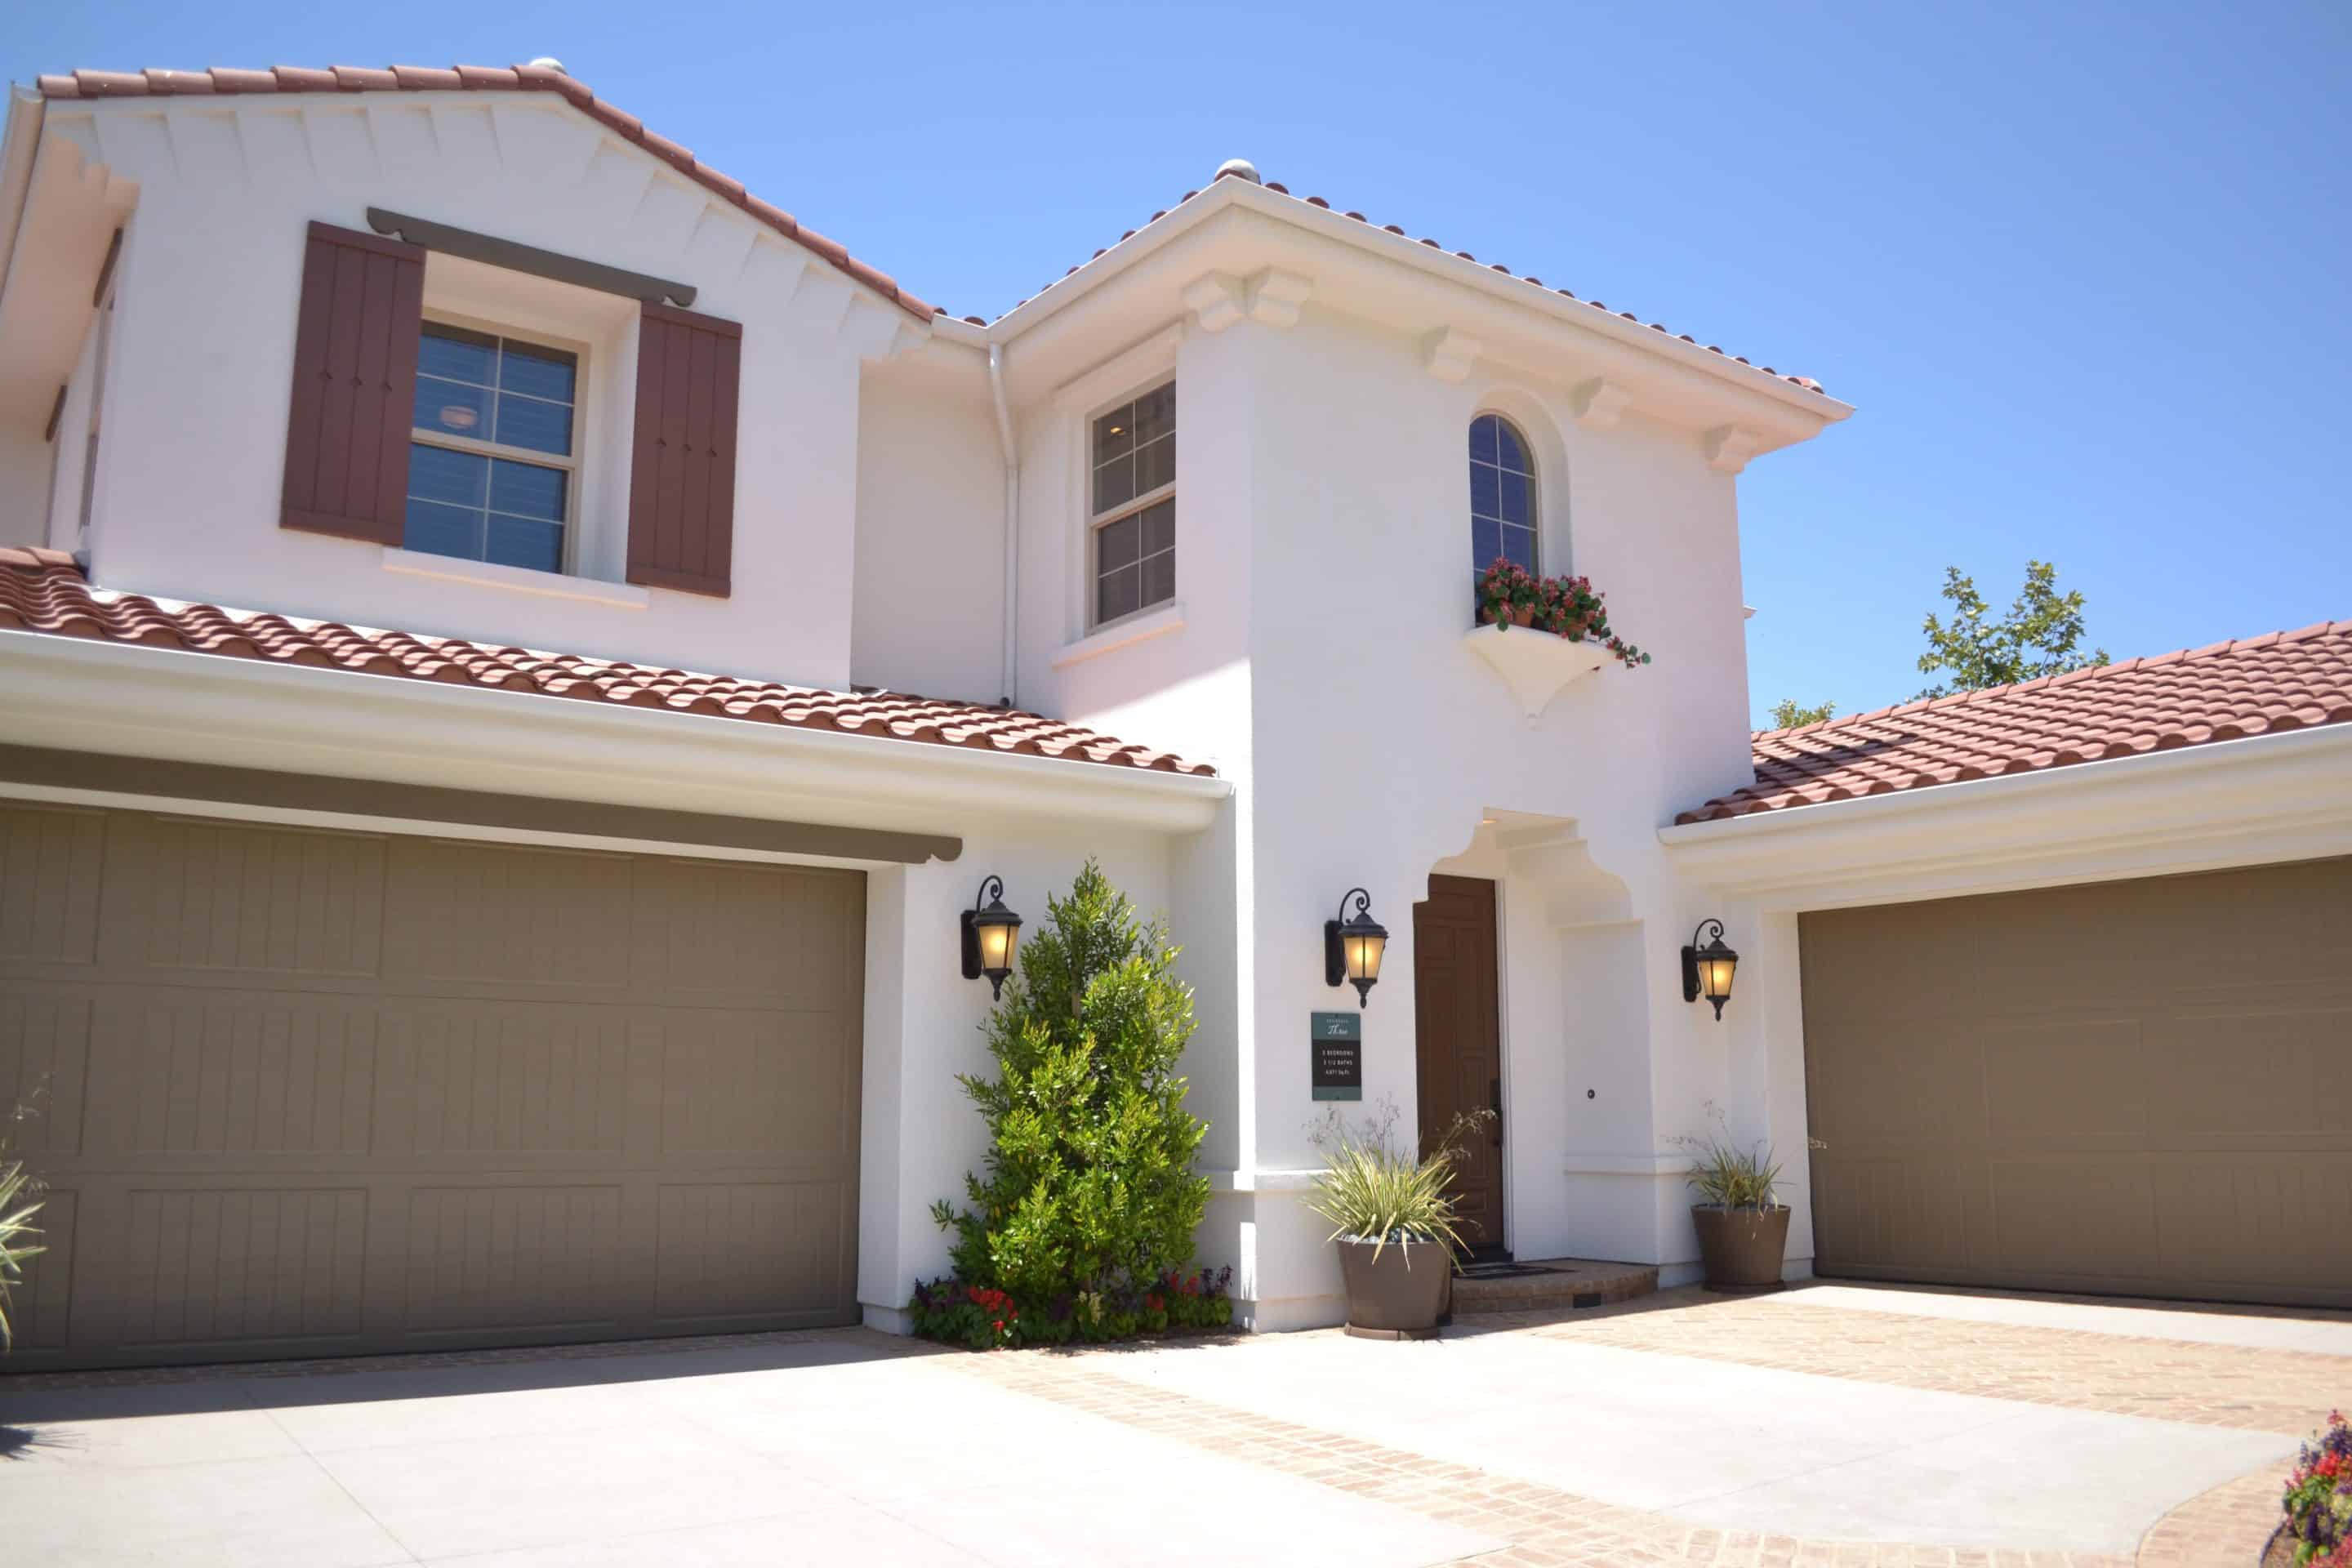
left=930, top=861, right=1210, bottom=1310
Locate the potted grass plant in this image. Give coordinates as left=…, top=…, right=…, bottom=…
left=1676, top=1108, right=1790, bottom=1291
left=1305, top=1099, right=1491, bottom=1339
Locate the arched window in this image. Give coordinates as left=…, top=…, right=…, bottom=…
left=1469, top=413, right=1537, bottom=590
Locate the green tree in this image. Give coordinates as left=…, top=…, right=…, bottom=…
left=1914, top=560, right=2107, bottom=699
left=932, top=861, right=1209, bottom=1305
left=1767, top=698, right=1836, bottom=730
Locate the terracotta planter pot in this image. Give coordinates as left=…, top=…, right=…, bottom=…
left=1486, top=603, right=1539, bottom=630
left=1335, top=1236, right=1453, bottom=1339
left=1690, top=1204, right=1791, bottom=1292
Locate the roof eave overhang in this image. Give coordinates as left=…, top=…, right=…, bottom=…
left=982, top=178, right=1851, bottom=448
left=1659, top=722, right=2352, bottom=911
left=0, top=629, right=1231, bottom=840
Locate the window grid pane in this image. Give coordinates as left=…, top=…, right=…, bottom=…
left=1468, top=414, right=1538, bottom=581
left=415, top=323, right=577, bottom=460
left=405, top=442, right=568, bottom=572
left=1094, top=385, right=1176, bottom=625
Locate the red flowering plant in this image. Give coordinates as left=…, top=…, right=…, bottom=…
left=1476, top=559, right=1651, bottom=669
left=2282, top=1410, right=2352, bottom=1566
left=908, top=1279, right=1029, bottom=1350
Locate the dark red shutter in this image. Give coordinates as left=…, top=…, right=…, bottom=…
left=279, top=221, right=425, bottom=544
left=627, top=302, right=740, bottom=598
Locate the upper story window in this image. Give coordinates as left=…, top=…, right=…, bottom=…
left=405, top=321, right=581, bottom=575
left=1089, top=381, right=1175, bottom=626
left=1468, top=412, right=1537, bottom=588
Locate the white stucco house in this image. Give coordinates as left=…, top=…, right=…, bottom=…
left=1, top=60, right=2345, bottom=1370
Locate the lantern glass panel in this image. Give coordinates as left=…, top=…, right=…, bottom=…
left=1344, top=929, right=1386, bottom=983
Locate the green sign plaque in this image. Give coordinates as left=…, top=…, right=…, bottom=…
left=1311, top=1011, right=1362, bottom=1102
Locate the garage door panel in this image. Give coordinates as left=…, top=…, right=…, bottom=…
left=376, top=1002, right=632, bottom=1157
left=1801, top=1018, right=1988, bottom=1147
left=630, top=860, right=864, bottom=1009
left=657, top=1009, right=854, bottom=1157
left=1982, top=1019, right=2149, bottom=1139
left=0, top=804, right=105, bottom=965
left=1802, top=856, right=2352, bottom=1307
left=1986, top=1156, right=2159, bottom=1277
left=2153, top=1156, right=2352, bottom=1289
left=654, top=1179, right=849, bottom=1326
left=2143, top=1009, right=2352, bottom=1137
left=0, top=987, right=91, bottom=1156
left=83, top=990, right=379, bottom=1156
left=400, top=1183, right=626, bottom=1334
left=381, top=840, right=636, bottom=996
left=1811, top=1155, right=1994, bottom=1274
left=0, top=807, right=865, bottom=1370
left=106, top=815, right=386, bottom=980
left=92, top=1184, right=372, bottom=1349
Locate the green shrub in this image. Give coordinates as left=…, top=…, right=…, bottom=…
left=1303, top=1098, right=1491, bottom=1264
left=0, top=1094, right=48, bottom=1352
left=923, top=861, right=1212, bottom=1339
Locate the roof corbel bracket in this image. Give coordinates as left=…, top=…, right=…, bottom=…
left=1243, top=267, right=1312, bottom=328
left=1704, top=424, right=1765, bottom=475
left=1571, top=376, right=1633, bottom=431
left=1421, top=327, right=1482, bottom=383
left=1182, top=271, right=1247, bottom=333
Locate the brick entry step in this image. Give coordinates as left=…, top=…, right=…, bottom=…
left=1450, top=1258, right=1659, bottom=1316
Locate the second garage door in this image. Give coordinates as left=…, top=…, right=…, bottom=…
left=1801, top=856, right=2352, bottom=1308
left=0, top=802, right=866, bottom=1370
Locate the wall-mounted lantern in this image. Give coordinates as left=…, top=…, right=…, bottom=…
left=1682, top=919, right=1739, bottom=1021
left=1324, top=888, right=1389, bottom=1006
left=961, top=875, right=1023, bottom=1000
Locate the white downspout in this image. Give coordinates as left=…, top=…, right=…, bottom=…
left=987, top=341, right=1019, bottom=709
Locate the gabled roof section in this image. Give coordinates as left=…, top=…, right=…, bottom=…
left=1679, top=620, right=2352, bottom=823
left=0, top=548, right=1213, bottom=777
left=981, top=167, right=1836, bottom=402
left=33, top=63, right=939, bottom=322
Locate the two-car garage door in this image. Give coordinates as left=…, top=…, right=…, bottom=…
left=1801, top=856, right=2352, bottom=1308
left=0, top=802, right=865, bottom=1370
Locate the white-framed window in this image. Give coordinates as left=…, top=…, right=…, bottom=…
left=1469, top=412, right=1539, bottom=592
left=405, top=317, right=584, bottom=575
left=1088, top=380, right=1175, bottom=626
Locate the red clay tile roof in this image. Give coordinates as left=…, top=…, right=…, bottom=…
left=33, top=65, right=938, bottom=323
left=0, top=548, right=1214, bottom=777
left=998, top=168, right=1834, bottom=399
left=1678, top=621, right=2352, bottom=824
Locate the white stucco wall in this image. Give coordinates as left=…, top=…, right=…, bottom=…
left=42, top=91, right=922, bottom=689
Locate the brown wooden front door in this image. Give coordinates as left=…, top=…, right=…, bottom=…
left=1414, top=875, right=1506, bottom=1258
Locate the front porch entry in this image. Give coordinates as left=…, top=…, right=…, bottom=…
left=1414, top=873, right=1507, bottom=1259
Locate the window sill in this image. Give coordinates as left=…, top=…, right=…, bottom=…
left=380, top=548, right=651, bottom=611
left=1462, top=621, right=1612, bottom=724
left=1053, top=600, right=1186, bottom=669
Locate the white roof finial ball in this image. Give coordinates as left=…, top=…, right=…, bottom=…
left=527, top=56, right=568, bottom=74
left=1213, top=158, right=1261, bottom=185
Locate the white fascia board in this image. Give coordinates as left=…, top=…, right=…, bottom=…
left=982, top=176, right=1852, bottom=430
left=1659, top=722, right=2352, bottom=910
left=0, top=630, right=1230, bottom=837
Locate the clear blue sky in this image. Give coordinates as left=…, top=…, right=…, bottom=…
left=14, top=2, right=2349, bottom=728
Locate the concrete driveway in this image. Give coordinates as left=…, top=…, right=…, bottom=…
left=3, top=1281, right=2344, bottom=1566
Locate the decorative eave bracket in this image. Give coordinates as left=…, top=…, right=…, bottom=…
left=1421, top=327, right=1483, bottom=383
left=1184, top=268, right=1314, bottom=332
left=1704, top=425, right=1766, bottom=475
left=1571, top=377, right=1633, bottom=430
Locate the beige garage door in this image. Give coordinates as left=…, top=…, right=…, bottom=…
left=0, top=802, right=865, bottom=1370
left=1801, top=856, right=2352, bottom=1308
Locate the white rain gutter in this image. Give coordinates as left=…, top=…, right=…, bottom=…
left=0, top=630, right=1230, bottom=837
left=987, top=341, right=1020, bottom=707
